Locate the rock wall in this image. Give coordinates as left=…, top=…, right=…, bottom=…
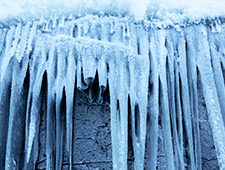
left=35, top=85, right=219, bottom=170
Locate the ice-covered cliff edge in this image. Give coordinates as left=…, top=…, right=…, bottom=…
left=0, top=15, right=225, bottom=170
left=1, top=0, right=225, bottom=169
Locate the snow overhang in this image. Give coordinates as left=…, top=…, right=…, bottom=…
left=0, top=0, right=225, bottom=27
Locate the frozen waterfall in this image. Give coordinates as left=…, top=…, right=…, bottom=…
left=1, top=15, right=225, bottom=170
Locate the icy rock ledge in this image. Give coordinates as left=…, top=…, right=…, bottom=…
left=0, top=15, right=225, bottom=170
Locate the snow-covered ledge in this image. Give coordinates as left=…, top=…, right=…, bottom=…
left=1, top=1, right=225, bottom=170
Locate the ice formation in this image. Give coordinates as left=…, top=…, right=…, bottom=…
left=1, top=1, right=225, bottom=170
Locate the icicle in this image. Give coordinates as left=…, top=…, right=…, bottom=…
left=97, top=47, right=107, bottom=87
left=65, top=45, right=76, bottom=170
left=2, top=26, right=30, bottom=167
left=215, top=20, right=222, bottom=33
left=146, top=30, right=159, bottom=170
left=187, top=25, right=225, bottom=170
left=130, top=26, right=149, bottom=170
left=25, top=35, right=49, bottom=168
left=1, top=15, right=225, bottom=170
left=54, top=43, right=66, bottom=170
left=165, top=30, right=184, bottom=170
left=177, top=31, right=196, bottom=170
left=76, top=48, right=84, bottom=89
left=110, top=21, right=115, bottom=35
left=26, top=21, right=37, bottom=55
left=46, top=53, right=56, bottom=170
left=5, top=40, right=30, bottom=170
left=0, top=29, right=7, bottom=56
left=126, top=22, right=130, bottom=38
left=16, top=22, right=31, bottom=62
left=108, top=49, right=120, bottom=170
left=174, top=58, right=185, bottom=170
left=80, top=44, right=97, bottom=85
left=108, top=48, right=129, bottom=170
left=155, top=29, right=175, bottom=170
left=0, top=28, right=13, bottom=169
left=55, top=85, right=64, bottom=170
left=185, top=26, right=202, bottom=170
left=108, top=22, right=130, bottom=170
left=208, top=30, right=225, bottom=125
left=0, top=26, right=15, bottom=81
left=122, top=22, right=130, bottom=45
left=129, top=22, right=138, bottom=55
left=97, top=24, right=108, bottom=89
left=95, top=24, right=109, bottom=103
left=10, top=23, right=22, bottom=58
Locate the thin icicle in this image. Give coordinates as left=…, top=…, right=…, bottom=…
left=80, top=42, right=97, bottom=84
left=175, top=58, right=185, bottom=170
left=65, top=45, right=76, bottom=170
left=26, top=22, right=37, bottom=55
left=185, top=26, right=202, bottom=170
left=156, top=29, right=175, bottom=170
left=0, top=64, right=12, bottom=170
left=97, top=46, right=107, bottom=88
left=177, top=31, right=196, bottom=170
left=110, top=21, right=115, bottom=35
left=0, top=28, right=7, bottom=56
left=0, top=26, right=15, bottom=81
left=146, top=30, right=159, bottom=170
left=10, top=23, right=22, bottom=58
left=55, top=43, right=67, bottom=170
left=15, top=22, right=31, bottom=62
left=165, top=30, right=184, bottom=170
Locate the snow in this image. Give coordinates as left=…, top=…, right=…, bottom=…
left=0, top=0, right=225, bottom=26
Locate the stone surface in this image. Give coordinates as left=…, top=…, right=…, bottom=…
left=36, top=87, right=219, bottom=170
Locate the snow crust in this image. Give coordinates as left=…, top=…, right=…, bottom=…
left=0, top=0, right=225, bottom=26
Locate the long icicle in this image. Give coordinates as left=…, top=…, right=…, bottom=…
left=177, top=31, right=196, bottom=170
left=156, top=29, right=175, bottom=170
left=147, top=29, right=159, bottom=170
left=187, top=25, right=225, bottom=170
left=185, top=26, right=202, bottom=170
left=165, top=30, right=184, bottom=170
left=130, top=26, right=149, bottom=170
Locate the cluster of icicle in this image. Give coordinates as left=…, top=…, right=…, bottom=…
left=0, top=15, right=225, bottom=170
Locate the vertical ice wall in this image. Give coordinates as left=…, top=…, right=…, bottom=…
left=0, top=16, right=225, bottom=170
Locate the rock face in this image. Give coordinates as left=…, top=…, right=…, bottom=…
left=36, top=89, right=112, bottom=170
left=35, top=88, right=219, bottom=170
left=1, top=16, right=225, bottom=170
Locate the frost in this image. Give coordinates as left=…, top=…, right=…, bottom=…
left=0, top=14, right=225, bottom=170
